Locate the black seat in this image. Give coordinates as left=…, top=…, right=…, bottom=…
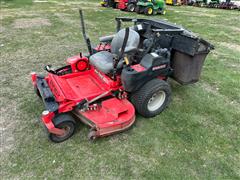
left=89, top=29, right=140, bottom=74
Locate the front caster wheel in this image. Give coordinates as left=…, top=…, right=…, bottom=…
left=48, top=114, right=76, bottom=143
left=131, top=79, right=171, bottom=118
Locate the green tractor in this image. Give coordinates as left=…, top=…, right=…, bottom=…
left=135, top=0, right=166, bottom=15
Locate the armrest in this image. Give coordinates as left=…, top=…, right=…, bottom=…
left=99, top=35, right=115, bottom=43
left=124, top=46, right=137, bottom=54
left=119, top=46, right=137, bottom=54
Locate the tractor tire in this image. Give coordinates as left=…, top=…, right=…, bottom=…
left=144, top=7, right=154, bottom=15
left=127, top=3, right=136, bottom=12
left=135, top=5, right=144, bottom=14
left=130, top=79, right=171, bottom=118
left=48, top=113, right=76, bottom=143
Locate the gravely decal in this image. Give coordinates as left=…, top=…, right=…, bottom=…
left=152, top=64, right=167, bottom=71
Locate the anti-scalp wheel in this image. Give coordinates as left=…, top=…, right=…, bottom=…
left=48, top=113, right=76, bottom=143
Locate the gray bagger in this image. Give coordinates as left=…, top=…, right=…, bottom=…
left=99, top=17, right=214, bottom=85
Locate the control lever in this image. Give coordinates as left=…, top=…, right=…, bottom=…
left=44, top=65, right=56, bottom=74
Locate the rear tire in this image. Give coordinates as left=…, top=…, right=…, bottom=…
left=127, top=3, right=136, bottom=12
left=48, top=113, right=76, bottom=143
left=131, top=79, right=171, bottom=118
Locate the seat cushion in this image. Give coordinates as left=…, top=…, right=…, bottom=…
left=89, top=51, right=114, bottom=74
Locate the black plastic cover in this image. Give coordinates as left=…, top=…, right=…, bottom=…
left=36, top=77, right=59, bottom=112
left=121, top=52, right=170, bottom=92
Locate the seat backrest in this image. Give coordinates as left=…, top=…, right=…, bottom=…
left=111, top=29, right=140, bottom=57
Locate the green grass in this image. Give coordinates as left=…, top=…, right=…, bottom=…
left=1, top=0, right=240, bottom=179
left=0, top=0, right=33, bottom=8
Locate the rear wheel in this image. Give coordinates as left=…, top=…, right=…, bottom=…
left=127, top=3, right=136, bottom=12
left=131, top=79, right=171, bottom=118
left=144, top=7, right=154, bottom=15
left=48, top=114, right=76, bottom=143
